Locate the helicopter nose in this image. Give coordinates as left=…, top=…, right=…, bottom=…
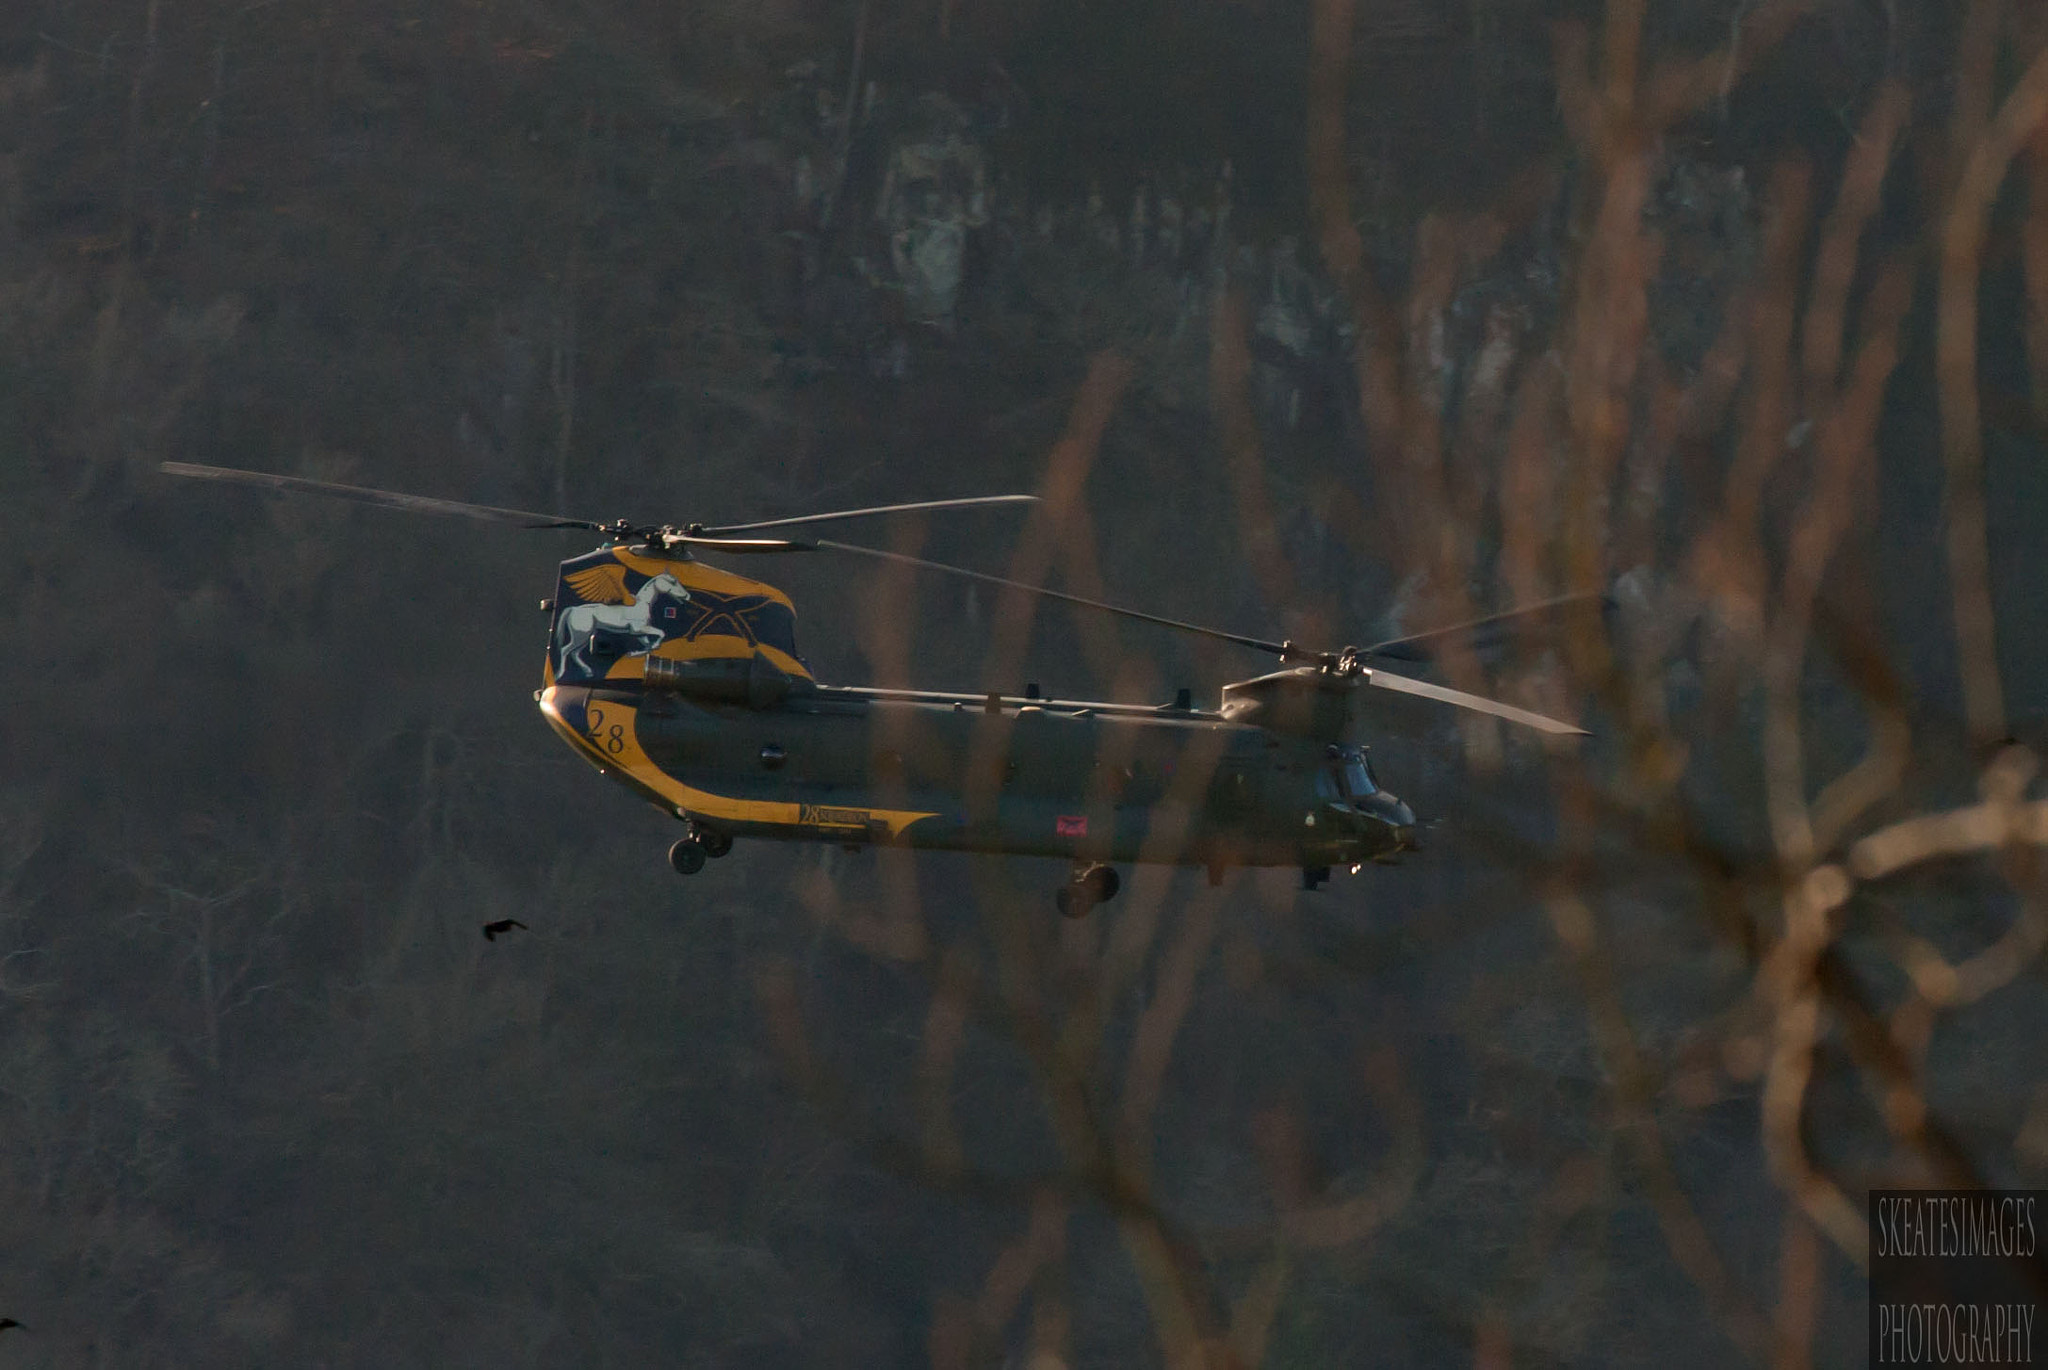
left=1359, top=792, right=1419, bottom=855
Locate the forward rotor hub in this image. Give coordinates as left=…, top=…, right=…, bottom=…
left=1278, top=640, right=1365, bottom=677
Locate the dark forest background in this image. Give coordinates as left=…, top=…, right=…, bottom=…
left=3, top=0, right=2048, bottom=1364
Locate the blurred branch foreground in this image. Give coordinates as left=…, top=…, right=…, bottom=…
left=754, top=1, right=2048, bottom=1366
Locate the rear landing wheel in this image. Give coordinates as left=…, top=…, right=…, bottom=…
left=1055, top=886, right=1092, bottom=919
left=668, top=838, right=707, bottom=876
left=697, top=828, right=733, bottom=859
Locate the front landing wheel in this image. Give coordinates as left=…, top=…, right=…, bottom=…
left=697, top=828, right=733, bottom=859
left=668, top=838, right=707, bottom=876
left=1056, top=864, right=1120, bottom=918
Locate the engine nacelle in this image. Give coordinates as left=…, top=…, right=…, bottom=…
left=1217, top=667, right=1358, bottom=739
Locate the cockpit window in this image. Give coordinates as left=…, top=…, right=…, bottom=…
left=1317, top=748, right=1380, bottom=801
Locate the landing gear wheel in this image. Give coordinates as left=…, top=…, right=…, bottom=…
left=668, top=838, right=707, bottom=876
left=1079, top=864, right=1120, bottom=903
left=1056, top=864, right=1118, bottom=918
left=697, top=828, right=733, bottom=859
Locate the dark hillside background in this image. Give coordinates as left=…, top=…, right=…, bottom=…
left=2, top=0, right=2047, bottom=1364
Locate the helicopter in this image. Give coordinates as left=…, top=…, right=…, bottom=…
left=161, top=461, right=1591, bottom=916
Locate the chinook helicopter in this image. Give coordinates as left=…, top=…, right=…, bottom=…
left=162, top=461, right=1590, bottom=916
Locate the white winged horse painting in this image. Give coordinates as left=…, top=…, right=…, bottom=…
left=554, top=568, right=689, bottom=680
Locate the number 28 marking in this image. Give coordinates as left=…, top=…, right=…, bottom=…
left=585, top=704, right=628, bottom=756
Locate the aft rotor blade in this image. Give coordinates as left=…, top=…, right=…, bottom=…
left=1365, top=669, right=1587, bottom=736
left=1362, top=591, right=1608, bottom=663
left=814, top=539, right=1297, bottom=658
left=696, top=494, right=1039, bottom=536
left=160, top=462, right=600, bottom=529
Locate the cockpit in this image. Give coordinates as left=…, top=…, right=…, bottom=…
left=1307, top=743, right=1416, bottom=866
left=1315, top=744, right=1380, bottom=803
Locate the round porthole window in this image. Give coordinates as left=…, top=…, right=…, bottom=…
left=760, top=743, right=786, bottom=770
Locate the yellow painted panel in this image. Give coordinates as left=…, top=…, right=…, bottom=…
left=608, top=547, right=797, bottom=609
left=537, top=687, right=937, bottom=839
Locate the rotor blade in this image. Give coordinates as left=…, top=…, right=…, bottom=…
left=814, top=539, right=1300, bottom=659
left=696, top=494, right=1038, bottom=536
left=160, top=462, right=600, bottom=529
left=1365, top=669, right=1587, bottom=736
left=1361, top=591, right=1609, bottom=663
left=674, top=535, right=821, bottom=553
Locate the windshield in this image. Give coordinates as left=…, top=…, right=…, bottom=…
left=1317, top=750, right=1379, bottom=801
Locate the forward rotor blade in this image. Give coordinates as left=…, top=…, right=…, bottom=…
left=674, top=535, right=820, bottom=553
left=814, top=539, right=1296, bottom=658
left=1361, top=591, right=1609, bottom=663
left=696, top=494, right=1038, bottom=536
left=160, top=462, right=600, bottom=529
left=1364, top=669, right=1587, bottom=736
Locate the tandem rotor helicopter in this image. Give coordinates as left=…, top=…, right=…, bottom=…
left=162, top=461, right=1593, bottom=917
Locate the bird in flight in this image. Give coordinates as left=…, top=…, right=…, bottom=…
left=481, top=919, right=528, bottom=942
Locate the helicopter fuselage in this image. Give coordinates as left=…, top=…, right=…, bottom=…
left=532, top=541, right=1421, bottom=889
left=156, top=466, right=1581, bottom=905
left=539, top=678, right=1416, bottom=876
